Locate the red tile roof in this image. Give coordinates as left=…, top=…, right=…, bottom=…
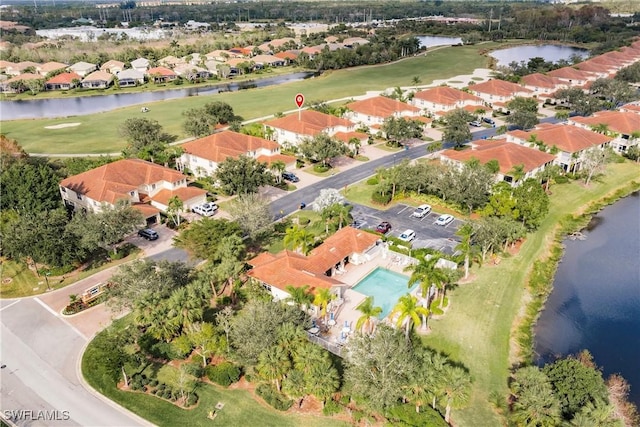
left=46, top=72, right=82, bottom=84
left=547, top=67, right=594, bottom=81
left=181, top=130, right=280, bottom=163
left=275, top=51, right=298, bottom=60
left=521, top=73, right=565, bottom=89
left=334, top=131, right=369, bottom=143
left=247, top=227, right=379, bottom=294
left=4, top=73, right=42, bottom=84
left=470, top=79, right=532, bottom=97
left=347, top=96, right=419, bottom=118
left=256, top=153, right=297, bottom=165
left=264, top=110, right=354, bottom=136
left=147, top=66, right=177, bottom=77
left=413, top=86, right=482, bottom=105
left=151, top=186, right=207, bottom=206
left=247, top=250, right=342, bottom=293
left=60, top=159, right=187, bottom=204
left=441, top=139, right=555, bottom=174
left=509, top=123, right=612, bottom=153
left=308, top=227, right=379, bottom=271
left=570, top=111, right=640, bottom=136
left=574, top=60, right=612, bottom=74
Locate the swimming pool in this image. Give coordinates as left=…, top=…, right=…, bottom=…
left=352, top=267, right=417, bottom=319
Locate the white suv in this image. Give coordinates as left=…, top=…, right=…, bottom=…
left=192, top=202, right=218, bottom=217
left=412, top=204, right=432, bottom=218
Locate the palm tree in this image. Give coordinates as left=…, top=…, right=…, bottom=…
left=270, top=160, right=286, bottom=184
left=313, top=288, right=335, bottom=323
left=390, top=294, right=430, bottom=339
left=455, top=223, right=478, bottom=279
left=284, top=284, right=314, bottom=309
left=283, top=225, right=315, bottom=255
left=355, top=296, right=382, bottom=335
left=276, top=322, right=307, bottom=358
left=509, top=163, right=526, bottom=183
left=440, top=365, right=472, bottom=424
left=555, top=110, right=570, bottom=121
left=282, top=370, right=306, bottom=408
left=306, top=358, right=339, bottom=408
left=590, top=123, right=610, bottom=136
left=257, top=346, right=291, bottom=392
left=166, top=286, right=204, bottom=331
left=404, top=256, right=446, bottom=301
left=423, top=350, right=448, bottom=410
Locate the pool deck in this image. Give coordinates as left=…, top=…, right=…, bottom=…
left=314, top=248, right=418, bottom=346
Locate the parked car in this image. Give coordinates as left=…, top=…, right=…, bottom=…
left=376, top=221, right=392, bottom=234
left=192, top=202, right=218, bottom=217
left=282, top=171, right=300, bottom=183
left=351, top=219, right=367, bottom=229
left=435, top=214, right=455, bottom=226
left=411, top=204, right=432, bottom=218
left=482, top=117, right=495, bottom=125
left=469, top=120, right=482, bottom=127
left=398, top=229, right=416, bottom=242
left=138, top=228, right=159, bottom=241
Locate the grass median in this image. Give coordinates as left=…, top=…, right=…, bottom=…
left=1, top=44, right=491, bottom=155
left=422, top=161, right=640, bottom=426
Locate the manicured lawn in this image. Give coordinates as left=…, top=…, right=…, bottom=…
left=2, top=44, right=492, bottom=155
left=0, top=248, right=141, bottom=298
left=421, top=161, right=640, bottom=426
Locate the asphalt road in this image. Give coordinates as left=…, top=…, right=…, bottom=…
left=0, top=298, right=150, bottom=427
left=270, top=116, right=562, bottom=218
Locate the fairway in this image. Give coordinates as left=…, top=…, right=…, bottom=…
left=1, top=44, right=491, bottom=155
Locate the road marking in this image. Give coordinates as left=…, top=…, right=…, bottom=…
left=34, top=298, right=88, bottom=340
left=0, top=300, right=20, bottom=312
left=397, top=206, right=409, bottom=215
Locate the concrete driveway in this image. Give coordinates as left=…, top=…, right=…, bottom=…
left=349, top=203, right=462, bottom=254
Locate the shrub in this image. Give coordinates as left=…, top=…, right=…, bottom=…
left=386, top=404, right=447, bottom=427
left=555, top=175, right=569, bottom=184
left=256, top=384, right=293, bottom=411
left=206, top=362, right=241, bottom=387
left=298, top=217, right=311, bottom=226
left=371, top=191, right=392, bottom=205
left=156, top=383, right=166, bottom=392
left=322, top=399, right=342, bottom=416
left=186, top=393, right=199, bottom=407
left=184, top=360, right=204, bottom=378
left=148, top=379, right=158, bottom=388
left=313, top=163, right=330, bottom=173
left=366, top=177, right=379, bottom=185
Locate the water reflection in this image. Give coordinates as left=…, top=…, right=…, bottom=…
left=0, top=71, right=316, bottom=120
left=490, top=44, right=589, bottom=67
left=417, top=35, right=463, bottom=49
left=534, top=194, right=640, bottom=406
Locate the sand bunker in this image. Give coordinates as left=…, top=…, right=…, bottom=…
left=45, top=123, right=81, bottom=129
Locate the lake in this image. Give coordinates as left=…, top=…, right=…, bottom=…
left=417, top=35, right=463, bottom=49
left=534, top=193, right=640, bottom=407
left=0, top=71, right=315, bottom=121
left=490, top=44, right=589, bottom=67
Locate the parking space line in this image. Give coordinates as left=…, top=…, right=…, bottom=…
left=0, top=300, right=20, bottom=312
left=397, top=206, right=409, bottom=215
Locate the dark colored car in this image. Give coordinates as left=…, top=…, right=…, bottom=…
left=482, top=117, right=495, bottom=125
left=282, top=171, right=300, bottom=183
left=376, top=221, right=392, bottom=234
left=138, top=228, right=159, bottom=241
left=350, top=219, right=366, bottom=229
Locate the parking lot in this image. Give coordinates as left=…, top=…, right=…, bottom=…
left=349, top=203, right=462, bottom=254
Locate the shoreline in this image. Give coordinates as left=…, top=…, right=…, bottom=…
left=512, top=180, right=640, bottom=365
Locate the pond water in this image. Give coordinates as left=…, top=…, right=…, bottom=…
left=0, top=71, right=316, bottom=121
left=490, top=44, right=589, bottom=67
left=417, top=35, right=463, bottom=49
left=534, top=193, right=640, bottom=407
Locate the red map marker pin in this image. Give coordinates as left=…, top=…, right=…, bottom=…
left=295, top=93, right=305, bottom=108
